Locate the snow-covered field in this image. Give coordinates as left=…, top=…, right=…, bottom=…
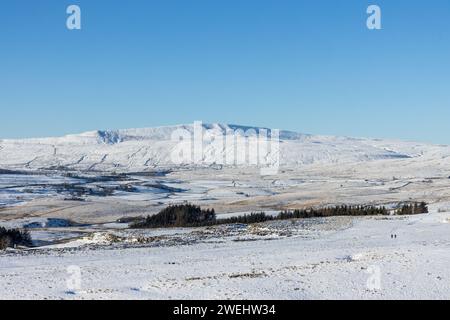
left=1, top=210, right=449, bottom=299
left=1, top=124, right=450, bottom=299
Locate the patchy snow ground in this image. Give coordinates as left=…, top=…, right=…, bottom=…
left=2, top=124, right=450, bottom=221
left=1, top=210, right=449, bottom=300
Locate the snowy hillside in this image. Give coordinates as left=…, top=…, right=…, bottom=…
left=0, top=123, right=449, bottom=172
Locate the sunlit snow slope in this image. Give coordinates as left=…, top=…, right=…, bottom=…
left=0, top=123, right=449, bottom=172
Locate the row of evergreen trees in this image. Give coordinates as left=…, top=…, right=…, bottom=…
left=279, top=205, right=389, bottom=219
left=215, top=212, right=271, bottom=225
left=0, top=227, right=32, bottom=250
left=395, top=202, right=428, bottom=215
left=131, top=204, right=216, bottom=228
left=131, top=202, right=429, bottom=229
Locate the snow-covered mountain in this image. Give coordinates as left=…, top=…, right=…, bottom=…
left=0, top=123, right=448, bottom=172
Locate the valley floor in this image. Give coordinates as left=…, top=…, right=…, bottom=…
left=1, top=210, right=449, bottom=299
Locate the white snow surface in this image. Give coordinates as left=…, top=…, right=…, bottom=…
left=1, top=210, right=450, bottom=299
left=1, top=123, right=447, bottom=172
left=2, top=124, right=450, bottom=300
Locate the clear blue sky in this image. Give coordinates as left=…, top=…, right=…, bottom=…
left=1, top=0, right=449, bottom=143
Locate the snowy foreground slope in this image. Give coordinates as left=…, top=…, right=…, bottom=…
left=1, top=123, right=449, bottom=172
left=1, top=208, right=450, bottom=299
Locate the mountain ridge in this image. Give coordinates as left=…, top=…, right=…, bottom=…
left=0, top=123, right=448, bottom=172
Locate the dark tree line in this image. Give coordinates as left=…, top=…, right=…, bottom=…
left=131, top=204, right=216, bottom=228
left=215, top=212, right=271, bottom=225
left=131, top=202, right=429, bottom=229
left=0, top=227, right=32, bottom=250
left=396, top=202, right=428, bottom=215
left=279, top=205, right=389, bottom=219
